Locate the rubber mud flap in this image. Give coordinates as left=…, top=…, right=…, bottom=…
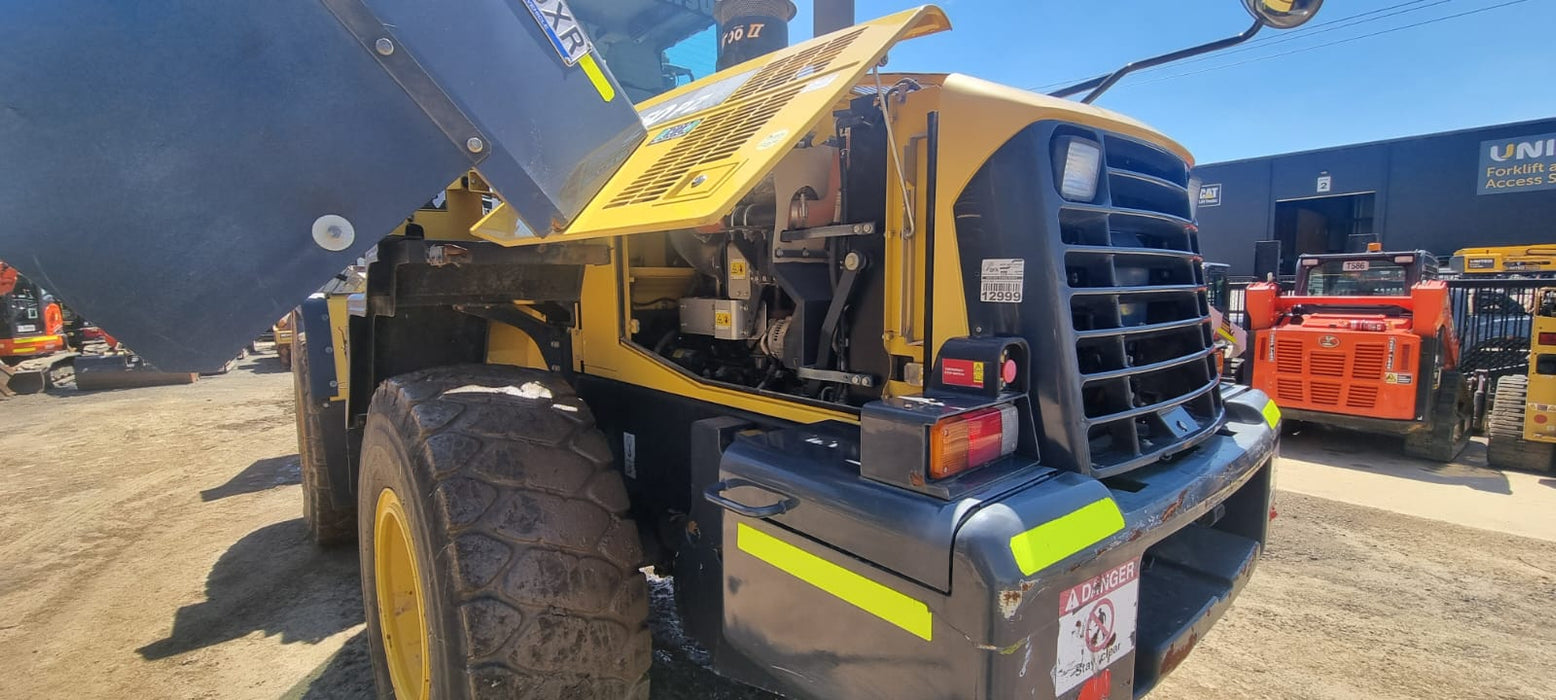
left=0, top=0, right=642, bottom=372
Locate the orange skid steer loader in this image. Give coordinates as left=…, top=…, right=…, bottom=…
left=1244, top=249, right=1474, bottom=460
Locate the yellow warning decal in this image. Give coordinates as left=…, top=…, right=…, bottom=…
left=1262, top=400, right=1282, bottom=428
left=1009, top=499, right=1125, bottom=577
left=737, top=523, right=933, bottom=641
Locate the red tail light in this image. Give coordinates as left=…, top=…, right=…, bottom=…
left=1539, top=332, right=1556, bottom=345
left=929, top=404, right=1018, bottom=479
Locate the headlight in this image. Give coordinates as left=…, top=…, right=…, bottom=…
left=1056, top=137, right=1102, bottom=202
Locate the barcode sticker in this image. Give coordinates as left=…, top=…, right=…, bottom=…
left=980, top=259, right=1025, bottom=303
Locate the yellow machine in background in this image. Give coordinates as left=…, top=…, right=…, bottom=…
left=1486, top=287, right=1556, bottom=472
left=1451, top=245, right=1556, bottom=277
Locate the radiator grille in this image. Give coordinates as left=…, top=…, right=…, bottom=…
left=1310, top=382, right=1343, bottom=406
left=727, top=27, right=866, bottom=102
left=1276, top=339, right=1304, bottom=374
left=1064, top=130, right=1219, bottom=475
left=607, top=82, right=805, bottom=208
left=1352, top=343, right=1387, bottom=380
left=1346, top=385, right=1379, bottom=409
left=1309, top=352, right=1346, bottom=377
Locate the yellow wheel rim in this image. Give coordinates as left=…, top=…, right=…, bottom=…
left=374, top=487, right=430, bottom=700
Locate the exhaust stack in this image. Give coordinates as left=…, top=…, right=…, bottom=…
left=714, top=0, right=796, bottom=70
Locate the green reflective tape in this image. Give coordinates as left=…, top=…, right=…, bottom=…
left=1008, top=499, right=1125, bottom=577
left=1262, top=399, right=1282, bottom=428
left=737, top=523, right=933, bottom=641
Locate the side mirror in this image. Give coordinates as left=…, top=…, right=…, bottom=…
left=1245, top=0, right=1323, bottom=30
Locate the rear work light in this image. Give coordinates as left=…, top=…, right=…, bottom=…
left=1540, top=332, right=1556, bottom=346
left=1353, top=320, right=1388, bottom=332
left=929, top=404, right=1018, bottom=480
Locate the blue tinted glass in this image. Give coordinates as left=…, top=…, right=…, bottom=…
left=663, top=26, right=717, bottom=89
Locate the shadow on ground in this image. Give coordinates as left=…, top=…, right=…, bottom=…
left=136, top=519, right=362, bottom=660
left=200, top=455, right=301, bottom=501
left=283, top=630, right=374, bottom=700
left=1282, top=425, right=1513, bottom=494
left=245, top=355, right=292, bottom=375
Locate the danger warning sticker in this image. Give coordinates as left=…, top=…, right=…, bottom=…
left=940, top=358, right=984, bottom=388
left=1053, top=558, right=1139, bottom=697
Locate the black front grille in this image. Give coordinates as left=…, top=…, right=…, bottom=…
left=951, top=122, right=1224, bottom=476
left=1064, top=132, right=1221, bottom=475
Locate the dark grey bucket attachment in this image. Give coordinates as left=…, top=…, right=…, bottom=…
left=0, top=0, right=644, bottom=372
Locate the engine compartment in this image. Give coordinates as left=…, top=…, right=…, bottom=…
left=627, top=92, right=901, bottom=407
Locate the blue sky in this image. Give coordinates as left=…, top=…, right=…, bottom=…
left=669, top=0, right=1554, bottom=164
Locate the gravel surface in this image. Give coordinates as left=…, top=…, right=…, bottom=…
left=1, top=353, right=1552, bottom=699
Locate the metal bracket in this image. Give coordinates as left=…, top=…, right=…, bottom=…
left=455, top=303, right=573, bottom=374
left=816, top=252, right=867, bottom=368
left=778, top=221, right=877, bottom=242
left=319, top=0, right=488, bottom=159
left=796, top=366, right=875, bottom=388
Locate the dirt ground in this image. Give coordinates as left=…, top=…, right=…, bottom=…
left=2, top=351, right=1554, bottom=699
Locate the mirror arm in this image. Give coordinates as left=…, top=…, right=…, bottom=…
left=1051, top=18, right=1265, bottom=104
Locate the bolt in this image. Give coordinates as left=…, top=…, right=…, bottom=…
left=466, top=136, right=485, bottom=153
left=374, top=38, right=394, bottom=56
left=329, top=380, right=338, bottom=388
left=324, top=346, right=333, bottom=354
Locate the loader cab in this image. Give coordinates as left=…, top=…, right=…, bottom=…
left=1294, top=251, right=1436, bottom=298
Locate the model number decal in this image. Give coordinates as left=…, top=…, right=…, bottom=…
left=980, top=258, right=1024, bottom=303
left=523, top=0, right=593, bottom=66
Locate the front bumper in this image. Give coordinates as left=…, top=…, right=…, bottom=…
left=713, top=388, right=1279, bottom=699
left=961, top=391, right=1277, bottom=698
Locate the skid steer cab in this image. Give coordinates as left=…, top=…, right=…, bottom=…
left=1244, top=249, right=1475, bottom=460
left=4, top=0, right=1328, bottom=698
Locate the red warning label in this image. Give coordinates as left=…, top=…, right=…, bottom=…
left=941, top=358, right=984, bottom=388
left=1053, top=558, right=1140, bottom=697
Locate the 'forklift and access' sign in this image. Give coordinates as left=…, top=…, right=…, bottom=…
left=1479, top=132, right=1556, bottom=195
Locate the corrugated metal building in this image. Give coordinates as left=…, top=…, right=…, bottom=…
left=1193, top=117, right=1556, bottom=277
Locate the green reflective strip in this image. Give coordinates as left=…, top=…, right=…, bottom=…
left=577, top=53, right=616, bottom=102
left=1262, top=399, right=1282, bottom=428
left=1008, top=499, right=1125, bottom=577
left=736, top=523, right=933, bottom=641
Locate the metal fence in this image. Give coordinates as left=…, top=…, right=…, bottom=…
left=1224, top=278, right=1546, bottom=380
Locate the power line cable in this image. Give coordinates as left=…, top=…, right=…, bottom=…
left=1026, top=0, right=1456, bottom=92
left=1122, top=0, right=1530, bottom=89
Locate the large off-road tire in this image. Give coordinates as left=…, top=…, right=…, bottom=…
left=294, top=309, right=356, bottom=546
left=1486, top=375, right=1556, bottom=472
left=358, top=365, right=650, bottom=699
left=1404, top=369, right=1473, bottom=462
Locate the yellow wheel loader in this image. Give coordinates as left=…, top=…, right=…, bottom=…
left=2, top=1, right=1323, bottom=697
